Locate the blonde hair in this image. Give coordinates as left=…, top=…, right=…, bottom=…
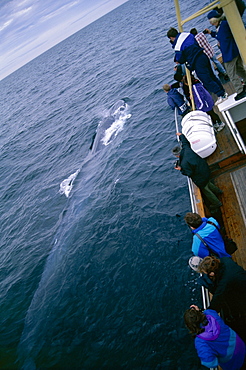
left=163, top=84, right=171, bottom=92
left=209, top=14, right=224, bottom=25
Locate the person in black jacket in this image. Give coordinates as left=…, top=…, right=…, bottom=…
left=172, top=133, right=222, bottom=210
left=198, top=255, right=246, bottom=341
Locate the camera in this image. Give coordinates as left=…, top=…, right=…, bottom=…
left=174, top=160, right=179, bottom=168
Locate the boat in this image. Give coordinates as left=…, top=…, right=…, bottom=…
left=172, top=0, right=246, bottom=366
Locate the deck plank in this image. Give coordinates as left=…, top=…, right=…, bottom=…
left=231, top=166, right=246, bottom=227
left=213, top=171, right=246, bottom=270
left=189, top=78, right=246, bottom=270
left=206, top=124, right=241, bottom=167
left=206, top=80, right=243, bottom=167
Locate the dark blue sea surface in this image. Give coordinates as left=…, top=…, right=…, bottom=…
left=0, top=0, right=211, bottom=368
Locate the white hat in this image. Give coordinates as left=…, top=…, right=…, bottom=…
left=189, top=256, right=203, bottom=272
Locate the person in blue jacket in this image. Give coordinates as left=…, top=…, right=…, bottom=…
left=166, top=27, right=228, bottom=105
left=184, top=305, right=246, bottom=370
left=184, top=212, right=230, bottom=258
left=206, top=10, right=246, bottom=101
left=163, top=84, right=190, bottom=117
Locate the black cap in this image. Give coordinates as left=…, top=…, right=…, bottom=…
left=172, top=145, right=181, bottom=155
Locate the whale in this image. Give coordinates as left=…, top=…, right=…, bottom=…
left=59, top=99, right=130, bottom=198
left=18, top=100, right=131, bottom=369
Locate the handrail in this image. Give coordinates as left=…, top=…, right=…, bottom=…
left=177, top=0, right=220, bottom=26
left=174, top=109, right=216, bottom=370
left=174, top=0, right=246, bottom=64
left=171, top=3, right=235, bottom=369
left=174, top=107, right=180, bottom=138
left=187, top=179, right=218, bottom=370
left=173, top=0, right=196, bottom=111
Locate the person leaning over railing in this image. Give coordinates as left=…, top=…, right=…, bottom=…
left=198, top=255, right=246, bottom=342
left=184, top=212, right=230, bottom=258
left=166, top=27, right=228, bottom=105
left=184, top=304, right=246, bottom=369
left=163, top=83, right=191, bottom=117
left=172, top=133, right=223, bottom=211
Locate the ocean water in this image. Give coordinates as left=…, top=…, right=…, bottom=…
left=0, top=0, right=211, bottom=368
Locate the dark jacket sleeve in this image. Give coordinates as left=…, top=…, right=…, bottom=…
left=179, top=134, right=210, bottom=187
left=175, top=50, right=186, bottom=64
left=171, top=82, right=180, bottom=89
left=180, top=159, right=194, bottom=177
left=208, top=286, right=224, bottom=312
left=179, top=134, right=190, bottom=147
left=208, top=258, right=246, bottom=313
left=210, top=31, right=217, bottom=38
left=167, top=95, right=176, bottom=111
left=179, top=135, right=194, bottom=177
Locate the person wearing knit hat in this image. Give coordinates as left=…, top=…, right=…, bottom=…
left=207, top=10, right=221, bottom=24
left=206, top=10, right=246, bottom=101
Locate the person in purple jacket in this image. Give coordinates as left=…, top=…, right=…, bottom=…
left=184, top=305, right=246, bottom=369
left=182, top=75, right=225, bottom=132
left=206, top=10, right=246, bottom=101
left=163, top=84, right=190, bottom=117
left=184, top=212, right=230, bottom=258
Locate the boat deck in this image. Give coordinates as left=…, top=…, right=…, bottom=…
left=208, top=80, right=246, bottom=158
left=214, top=167, right=246, bottom=270
left=192, top=80, right=246, bottom=270
left=207, top=124, right=245, bottom=169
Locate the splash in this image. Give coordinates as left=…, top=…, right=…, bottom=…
left=102, top=113, right=131, bottom=146
left=59, top=169, right=80, bottom=197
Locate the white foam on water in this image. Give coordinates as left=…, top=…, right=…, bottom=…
left=59, top=169, right=80, bottom=198
left=102, top=112, right=131, bottom=146
left=59, top=102, right=131, bottom=197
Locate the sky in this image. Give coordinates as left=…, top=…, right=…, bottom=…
left=0, top=0, right=129, bottom=80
